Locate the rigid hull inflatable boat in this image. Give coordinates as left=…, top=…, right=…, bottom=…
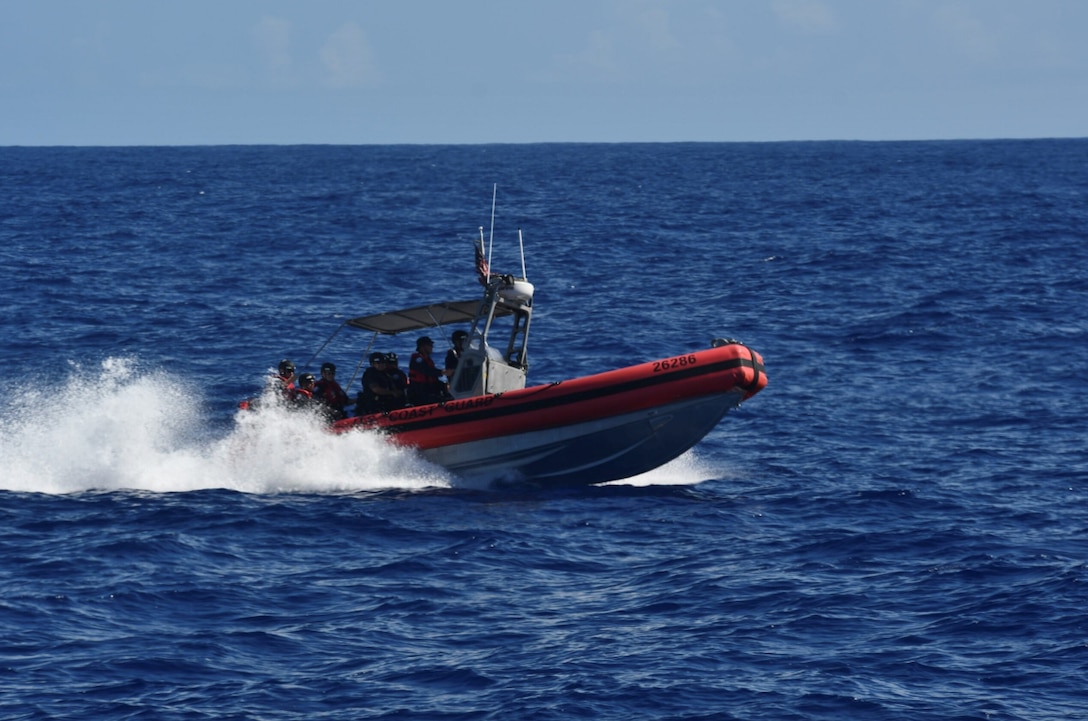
left=323, top=223, right=767, bottom=487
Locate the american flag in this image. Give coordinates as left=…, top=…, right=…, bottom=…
left=475, top=243, right=490, bottom=286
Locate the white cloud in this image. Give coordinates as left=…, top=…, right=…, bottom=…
left=772, top=0, right=836, bottom=34
left=542, top=3, right=676, bottom=85
left=320, top=21, right=381, bottom=88
left=253, top=16, right=293, bottom=72
left=633, top=5, right=679, bottom=51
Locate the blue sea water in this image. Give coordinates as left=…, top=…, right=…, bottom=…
left=1, top=140, right=1086, bottom=720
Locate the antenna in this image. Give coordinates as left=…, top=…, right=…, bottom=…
left=488, top=183, right=497, bottom=272
left=518, top=228, right=527, bottom=280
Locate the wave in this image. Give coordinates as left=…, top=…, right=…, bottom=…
left=0, top=358, right=451, bottom=495
left=608, top=449, right=719, bottom=487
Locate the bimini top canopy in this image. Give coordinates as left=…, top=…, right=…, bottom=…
left=345, top=299, right=511, bottom=335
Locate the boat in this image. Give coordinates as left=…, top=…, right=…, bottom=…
left=312, top=218, right=767, bottom=488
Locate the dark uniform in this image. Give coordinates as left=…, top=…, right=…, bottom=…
left=313, top=362, right=351, bottom=419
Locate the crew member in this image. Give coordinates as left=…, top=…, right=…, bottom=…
left=358, top=352, right=398, bottom=414
left=313, top=361, right=351, bottom=420
left=273, top=359, right=297, bottom=399
left=444, top=330, right=468, bottom=382
left=408, top=336, right=447, bottom=405
left=295, top=373, right=316, bottom=402
left=383, top=352, right=408, bottom=409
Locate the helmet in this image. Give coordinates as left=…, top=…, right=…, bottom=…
left=452, top=330, right=467, bottom=342
left=321, top=362, right=336, bottom=373
left=278, top=360, right=295, bottom=376
left=299, top=373, right=315, bottom=385
left=385, top=352, right=398, bottom=363
left=369, top=352, right=385, bottom=364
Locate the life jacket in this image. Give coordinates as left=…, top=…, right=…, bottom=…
left=314, top=379, right=348, bottom=408
left=273, top=375, right=296, bottom=399
left=408, top=352, right=448, bottom=405
left=409, top=352, right=442, bottom=387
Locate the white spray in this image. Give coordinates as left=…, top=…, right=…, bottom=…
left=0, top=358, right=452, bottom=495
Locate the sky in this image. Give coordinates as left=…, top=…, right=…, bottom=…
left=1, top=0, right=1086, bottom=145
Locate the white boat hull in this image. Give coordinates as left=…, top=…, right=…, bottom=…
left=421, top=389, right=747, bottom=487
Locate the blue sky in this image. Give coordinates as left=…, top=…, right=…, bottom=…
left=2, top=1, right=1085, bottom=145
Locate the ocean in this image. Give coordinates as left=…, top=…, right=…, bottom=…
left=1, top=140, right=1086, bottom=719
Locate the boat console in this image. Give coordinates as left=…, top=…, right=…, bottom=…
left=450, top=275, right=533, bottom=399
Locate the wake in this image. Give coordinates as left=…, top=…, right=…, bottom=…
left=1, top=358, right=718, bottom=495
left=0, top=358, right=451, bottom=495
